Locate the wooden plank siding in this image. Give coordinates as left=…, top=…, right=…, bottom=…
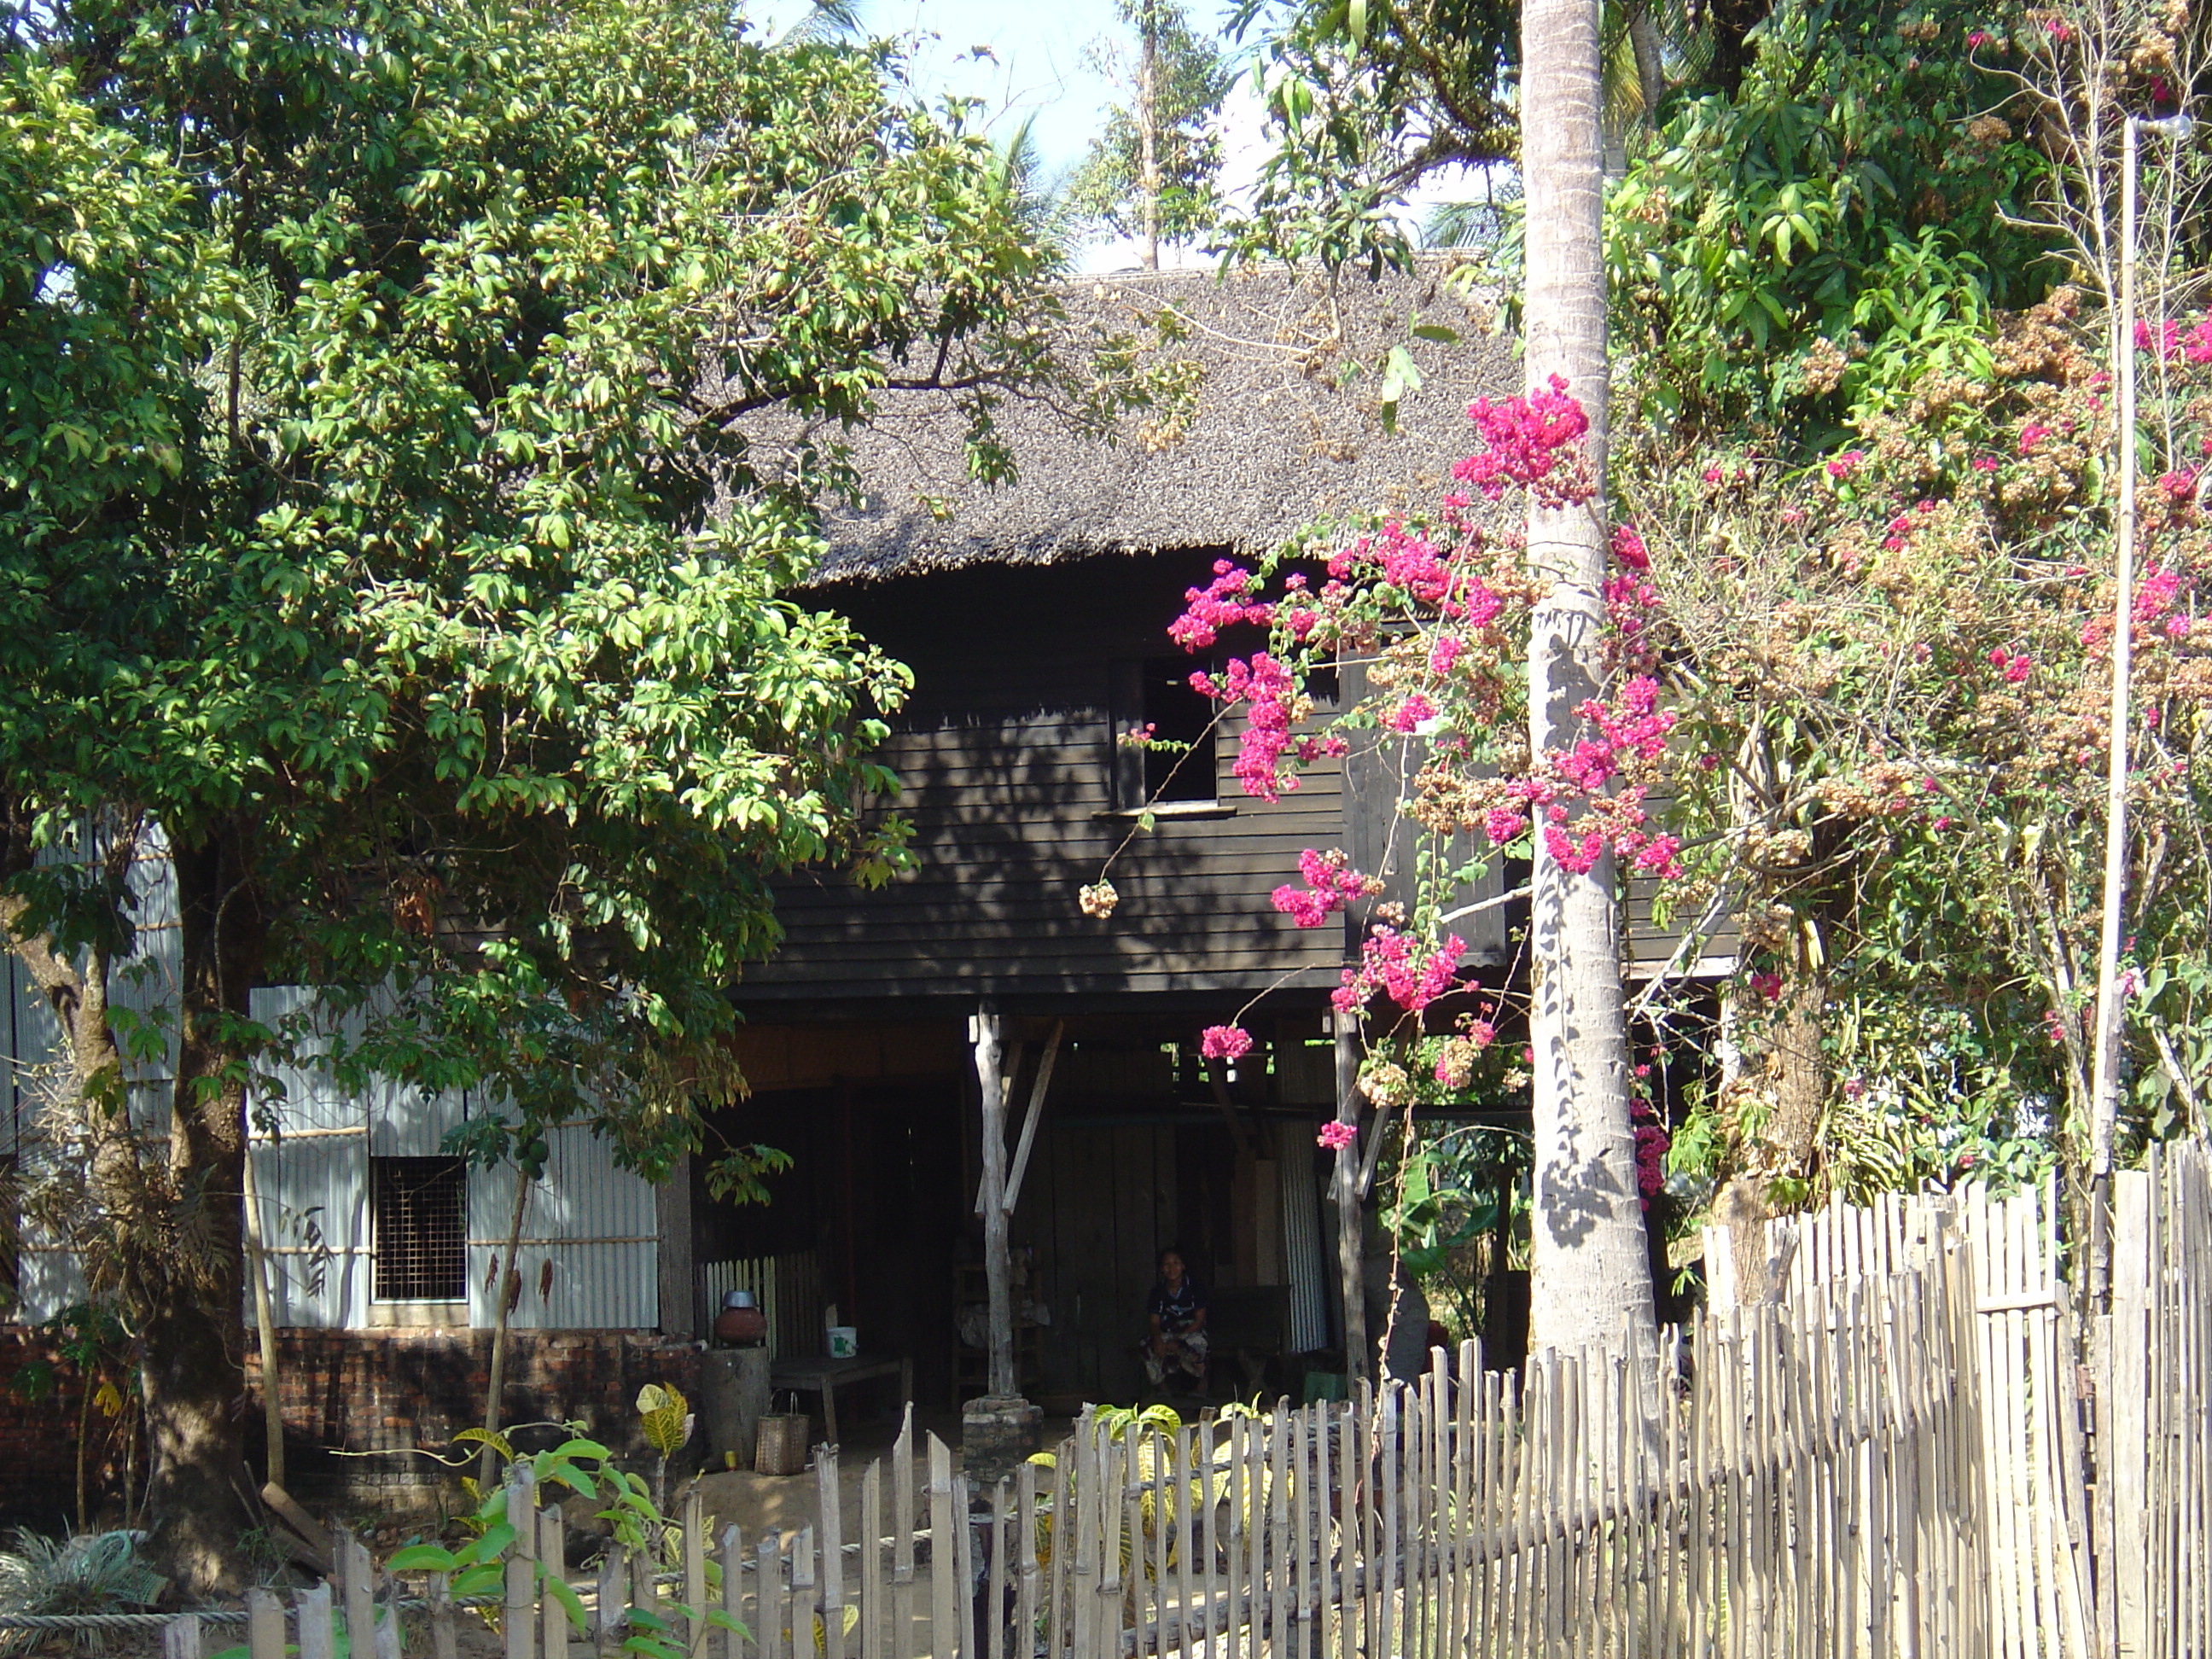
left=738, top=550, right=1737, bottom=1006
left=741, top=552, right=1348, bottom=1003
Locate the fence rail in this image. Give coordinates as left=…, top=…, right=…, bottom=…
left=228, top=1145, right=2212, bottom=1659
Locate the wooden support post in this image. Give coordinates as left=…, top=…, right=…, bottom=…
left=1333, top=1009, right=1369, bottom=1384
left=1002, top=1018, right=1063, bottom=1214
left=972, top=1003, right=1017, bottom=1398
left=659, top=1151, right=695, bottom=1338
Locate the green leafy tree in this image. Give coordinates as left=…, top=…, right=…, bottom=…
left=0, top=0, right=1096, bottom=1588
left=1066, top=0, right=1236, bottom=259
left=1606, top=0, right=2055, bottom=452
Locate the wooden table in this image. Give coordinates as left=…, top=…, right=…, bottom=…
left=767, top=1353, right=913, bottom=1447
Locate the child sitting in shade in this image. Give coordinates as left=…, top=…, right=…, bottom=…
left=1144, top=1248, right=1208, bottom=1395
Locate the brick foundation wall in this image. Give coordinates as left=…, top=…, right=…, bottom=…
left=252, top=1330, right=701, bottom=1513
left=0, top=1325, right=699, bottom=1526
left=0, top=1329, right=98, bottom=1530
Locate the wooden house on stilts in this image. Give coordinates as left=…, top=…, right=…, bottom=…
left=698, top=262, right=1537, bottom=1422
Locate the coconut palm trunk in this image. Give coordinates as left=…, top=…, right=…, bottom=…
left=1519, top=0, right=1659, bottom=1356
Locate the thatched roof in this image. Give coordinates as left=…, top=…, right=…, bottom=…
left=804, top=259, right=1516, bottom=584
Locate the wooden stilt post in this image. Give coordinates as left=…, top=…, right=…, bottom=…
left=1333, top=1008, right=1369, bottom=1384
left=973, top=1002, right=1016, bottom=1398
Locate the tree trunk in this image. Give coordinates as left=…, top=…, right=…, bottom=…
left=0, top=810, right=133, bottom=1113
left=1520, top=0, right=1658, bottom=1357
left=143, top=825, right=265, bottom=1595
left=1626, top=6, right=1666, bottom=130
left=1137, top=0, right=1161, bottom=270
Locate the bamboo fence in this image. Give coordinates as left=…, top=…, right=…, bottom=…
left=206, top=1146, right=2212, bottom=1659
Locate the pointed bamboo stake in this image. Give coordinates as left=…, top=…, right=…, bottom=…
left=335, top=1532, right=375, bottom=1659
left=930, top=1437, right=960, bottom=1659
left=723, top=1526, right=748, bottom=1659
left=295, top=1583, right=335, bottom=1659
left=793, top=1527, right=819, bottom=1659
left=1048, top=1434, right=1073, bottom=1659
left=894, top=1407, right=917, bottom=1659
left=1016, top=1458, right=1042, bottom=1659
left=596, top=1550, right=626, bottom=1655
left=1144, top=1429, right=1167, bottom=1659
left=163, top=1612, right=203, bottom=1659
left=1072, top=1419, right=1103, bottom=1659
left=505, top=1461, right=538, bottom=1659
left=540, top=1505, right=568, bottom=1659
left=862, top=1463, right=884, bottom=1659
left=988, top=1476, right=1010, bottom=1659
left=246, top=1590, right=286, bottom=1659
left=818, top=1450, right=847, bottom=1659
left=956, top=1470, right=979, bottom=1659
left=429, top=1569, right=462, bottom=1659
left=760, top=1534, right=789, bottom=1659
left=1196, top=1414, right=1220, bottom=1659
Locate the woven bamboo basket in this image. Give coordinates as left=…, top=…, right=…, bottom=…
left=754, top=1411, right=810, bottom=1476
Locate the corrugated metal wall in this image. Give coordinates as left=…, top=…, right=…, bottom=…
left=0, top=832, right=664, bottom=1330
left=248, top=987, right=375, bottom=1328
left=254, top=989, right=661, bottom=1332
left=1278, top=1121, right=1331, bottom=1352
left=468, top=1124, right=657, bottom=1332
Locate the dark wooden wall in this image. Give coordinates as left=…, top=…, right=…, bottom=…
left=740, top=552, right=1348, bottom=1004
left=1014, top=1112, right=1242, bottom=1403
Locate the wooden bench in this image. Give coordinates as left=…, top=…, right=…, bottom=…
left=768, top=1353, right=912, bottom=1447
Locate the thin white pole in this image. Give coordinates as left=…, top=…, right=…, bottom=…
left=2089, top=115, right=2141, bottom=1304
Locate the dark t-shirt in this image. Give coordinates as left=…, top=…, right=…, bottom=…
left=1147, top=1276, right=1207, bottom=1335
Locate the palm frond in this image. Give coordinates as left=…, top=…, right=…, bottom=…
left=772, top=0, right=864, bottom=49
left=987, top=112, right=1076, bottom=271
left=1423, top=199, right=1505, bottom=250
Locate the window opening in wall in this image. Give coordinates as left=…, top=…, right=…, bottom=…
left=370, top=1155, right=468, bottom=1301
left=1112, top=657, right=1219, bottom=808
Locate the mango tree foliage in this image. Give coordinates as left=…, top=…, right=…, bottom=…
left=1, top=0, right=1099, bottom=1586
left=1606, top=0, right=2055, bottom=451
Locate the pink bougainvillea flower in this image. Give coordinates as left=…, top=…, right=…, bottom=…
left=1380, top=692, right=1437, bottom=733
left=1272, top=848, right=1374, bottom=928
left=1200, top=1024, right=1254, bottom=1062
left=1168, top=562, right=1272, bottom=651
left=1316, top=1120, right=1358, bottom=1152
left=2138, top=319, right=2183, bottom=361
left=1452, top=375, right=1591, bottom=505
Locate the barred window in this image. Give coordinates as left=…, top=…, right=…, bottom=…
left=370, top=1156, right=468, bottom=1301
